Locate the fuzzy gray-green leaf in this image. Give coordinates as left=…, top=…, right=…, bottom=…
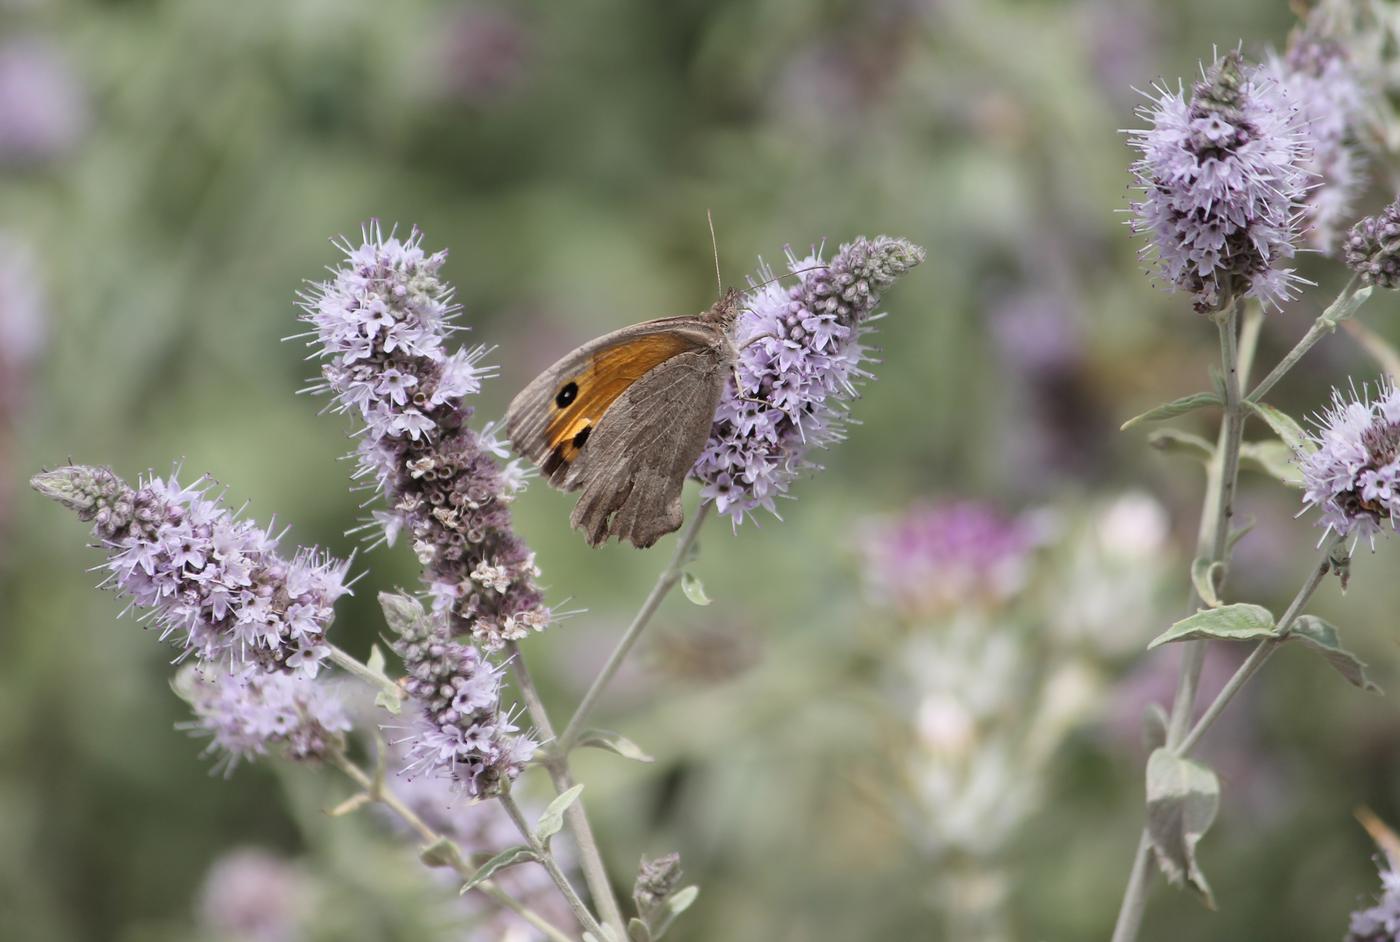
left=459, top=845, right=538, bottom=894
left=1190, top=557, right=1224, bottom=608
left=628, top=919, right=654, bottom=942
left=1148, top=603, right=1276, bottom=649
left=1288, top=615, right=1382, bottom=693
left=420, top=837, right=463, bottom=869
left=1240, top=440, right=1303, bottom=486
left=680, top=571, right=711, bottom=606
left=1145, top=748, right=1219, bottom=909
left=576, top=729, right=655, bottom=763
left=1245, top=401, right=1312, bottom=455
left=534, top=784, right=585, bottom=844
left=1121, top=392, right=1222, bottom=431
left=1147, top=428, right=1215, bottom=463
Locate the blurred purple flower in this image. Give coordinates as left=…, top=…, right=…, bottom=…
left=31, top=465, right=349, bottom=675
left=179, top=668, right=352, bottom=775
left=861, top=501, right=1034, bottom=617
left=197, top=848, right=312, bottom=942
left=1298, top=382, right=1400, bottom=543
left=1270, top=34, right=1365, bottom=254
left=1345, top=197, right=1400, bottom=289
left=692, top=236, right=924, bottom=522
left=384, top=593, right=534, bottom=799
left=439, top=3, right=530, bottom=104
left=298, top=223, right=549, bottom=651
left=0, top=232, right=46, bottom=554
left=1348, top=860, right=1400, bottom=941
left=0, top=37, right=86, bottom=166
left=1129, top=50, right=1309, bottom=313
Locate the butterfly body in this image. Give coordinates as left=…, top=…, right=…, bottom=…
left=505, top=290, right=741, bottom=548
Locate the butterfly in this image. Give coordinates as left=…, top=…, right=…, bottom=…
left=504, top=289, right=743, bottom=549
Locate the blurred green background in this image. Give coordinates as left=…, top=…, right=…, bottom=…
left=5, top=1, right=1400, bottom=940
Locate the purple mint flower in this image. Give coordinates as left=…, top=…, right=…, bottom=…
left=1298, top=382, right=1400, bottom=543
left=298, top=222, right=549, bottom=652
left=691, top=235, right=924, bottom=522
left=197, top=848, right=311, bottom=942
left=1270, top=32, right=1365, bottom=254
left=1129, top=50, right=1309, bottom=313
left=31, top=465, right=349, bottom=676
left=384, top=594, right=535, bottom=798
left=1345, top=197, right=1400, bottom=289
left=0, top=37, right=86, bottom=166
left=861, top=501, right=1034, bottom=617
left=178, top=667, right=352, bottom=776
left=1348, top=860, right=1400, bottom=941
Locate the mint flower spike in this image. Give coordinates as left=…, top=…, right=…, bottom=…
left=1129, top=49, right=1310, bottom=314
left=298, top=222, right=549, bottom=652
left=1345, top=196, right=1400, bottom=289
left=692, top=235, right=925, bottom=524
left=1298, top=382, right=1400, bottom=546
left=31, top=465, right=349, bottom=677
left=175, top=666, right=352, bottom=777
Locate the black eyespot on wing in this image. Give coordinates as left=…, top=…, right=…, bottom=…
left=572, top=425, right=591, bottom=449
left=555, top=381, right=578, bottom=408
left=543, top=444, right=567, bottom=479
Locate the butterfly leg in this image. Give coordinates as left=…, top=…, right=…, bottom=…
left=728, top=361, right=797, bottom=425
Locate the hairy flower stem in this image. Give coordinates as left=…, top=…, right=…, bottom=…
left=559, top=500, right=712, bottom=752
left=327, top=749, right=575, bottom=942
left=328, top=644, right=403, bottom=707
left=1247, top=276, right=1363, bottom=404
left=1177, top=536, right=1341, bottom=755
left=1112, top=298, right=1252, bottom=942
left=507, top=649, right=627, bottom=936
left=498, top=790, right=606, bottom=940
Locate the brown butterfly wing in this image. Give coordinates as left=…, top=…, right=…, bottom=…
left=563, top=347, right=727, bottom=547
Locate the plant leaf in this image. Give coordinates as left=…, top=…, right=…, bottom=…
left=535, top=784, right=585, bottom=844
left=650, top=886, right=701, bottom=939
left=379, top=591, right=426, bottom=637
left=460, top=845, right=539, bottom=894
left=1321, top=283, right=1374, bottom=326
left=1240, top=440, right=1303, bottom=487
left=680, top=571, right=711, bottom=606
left=1121, top=392, right=1223, bottom=431
left=375, top=687, right=404, bottom=715
left=1245, top=401, right=1312, bottom=455
left=628, top=919, right=654, bottom=942
left=1147, top=428, right=1215, bottom=463
left=1288, top=615, right=1382, bottom=693
left=1145, top=748, right=1219, bottom=909
left=420, top=837, right=464, bottom=870
left=1148, top=603, right=1277, bottom=649
left=576, top=729, right=655, bottom=763
left=1189, top=557, right=1224, bottom=608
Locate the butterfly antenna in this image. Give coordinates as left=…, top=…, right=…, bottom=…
left=747, top=264, right=829, bottom=293
left=707, top=208, right=723, bottom=298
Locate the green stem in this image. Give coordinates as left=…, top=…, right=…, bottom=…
left=499, top=790, right=607, bottom=940
left=1246, top=275, right=1361, bottom=404
left=327, top=643, right=402, bottom=707
left=558, top=501, right=712, bottom=752
left=1176, top=536, right=1340, bottom=756
left=508, top=648, right=627, bottom=936
left=328, top=750, right=575, bottom=942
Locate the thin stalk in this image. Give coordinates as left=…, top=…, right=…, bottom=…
left=328, top=750, right=575, bottom=942
left=508, top=647, right=627, bottom=936
left=559, top=501, right=712, bottom=752
left=499, top=790, right=607, bottom=940
left=1176, top=536, right=1340, bottom=755
left=328, top=643, right=402, bottom=707
left=1112, top=297, right=1251, bottom=942
left=1246, top=275, right=1361, bottom=404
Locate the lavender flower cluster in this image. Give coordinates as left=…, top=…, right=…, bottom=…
left=861, top=501, right=1033, bottom=617
left=692, top=236, right=924, bottom=522
left=1129, top=50, right=1309, bottom=313
left=1272, top=33, right=1364, bottom=254
left=181, top=668, right=352, bottom=775
left=385, top=594, right=535, bottom=798
left=31, top=465, right=348, bottom=676
left=1349, top=862, right=1400, bottom=942
left=1345, top=197, right=1400, bottom=290
left=299, top=224, right=548, bottom=651
left=1298, top=383, right=1400, bottom=543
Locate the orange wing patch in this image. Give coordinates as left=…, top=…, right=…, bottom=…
left=544, top=333, right=698, bottom=463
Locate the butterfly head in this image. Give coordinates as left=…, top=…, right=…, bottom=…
left=705, top=288, right=745, bottom=333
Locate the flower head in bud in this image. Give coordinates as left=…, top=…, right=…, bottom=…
left=178, top=667, right=351, bottom=776
left=1129, top=50, right=1309, bottom=313
left=1298, top=382, right=1400, bottom=543
left=382, top=592, right=535, bottom=798
left=1346, top=197, right=1400, bottom=290
left=692, top=235, right=924, bottom=522
left=33, top=466, right=349, bottom=675
left=298, top=223, right=550, bottom=651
